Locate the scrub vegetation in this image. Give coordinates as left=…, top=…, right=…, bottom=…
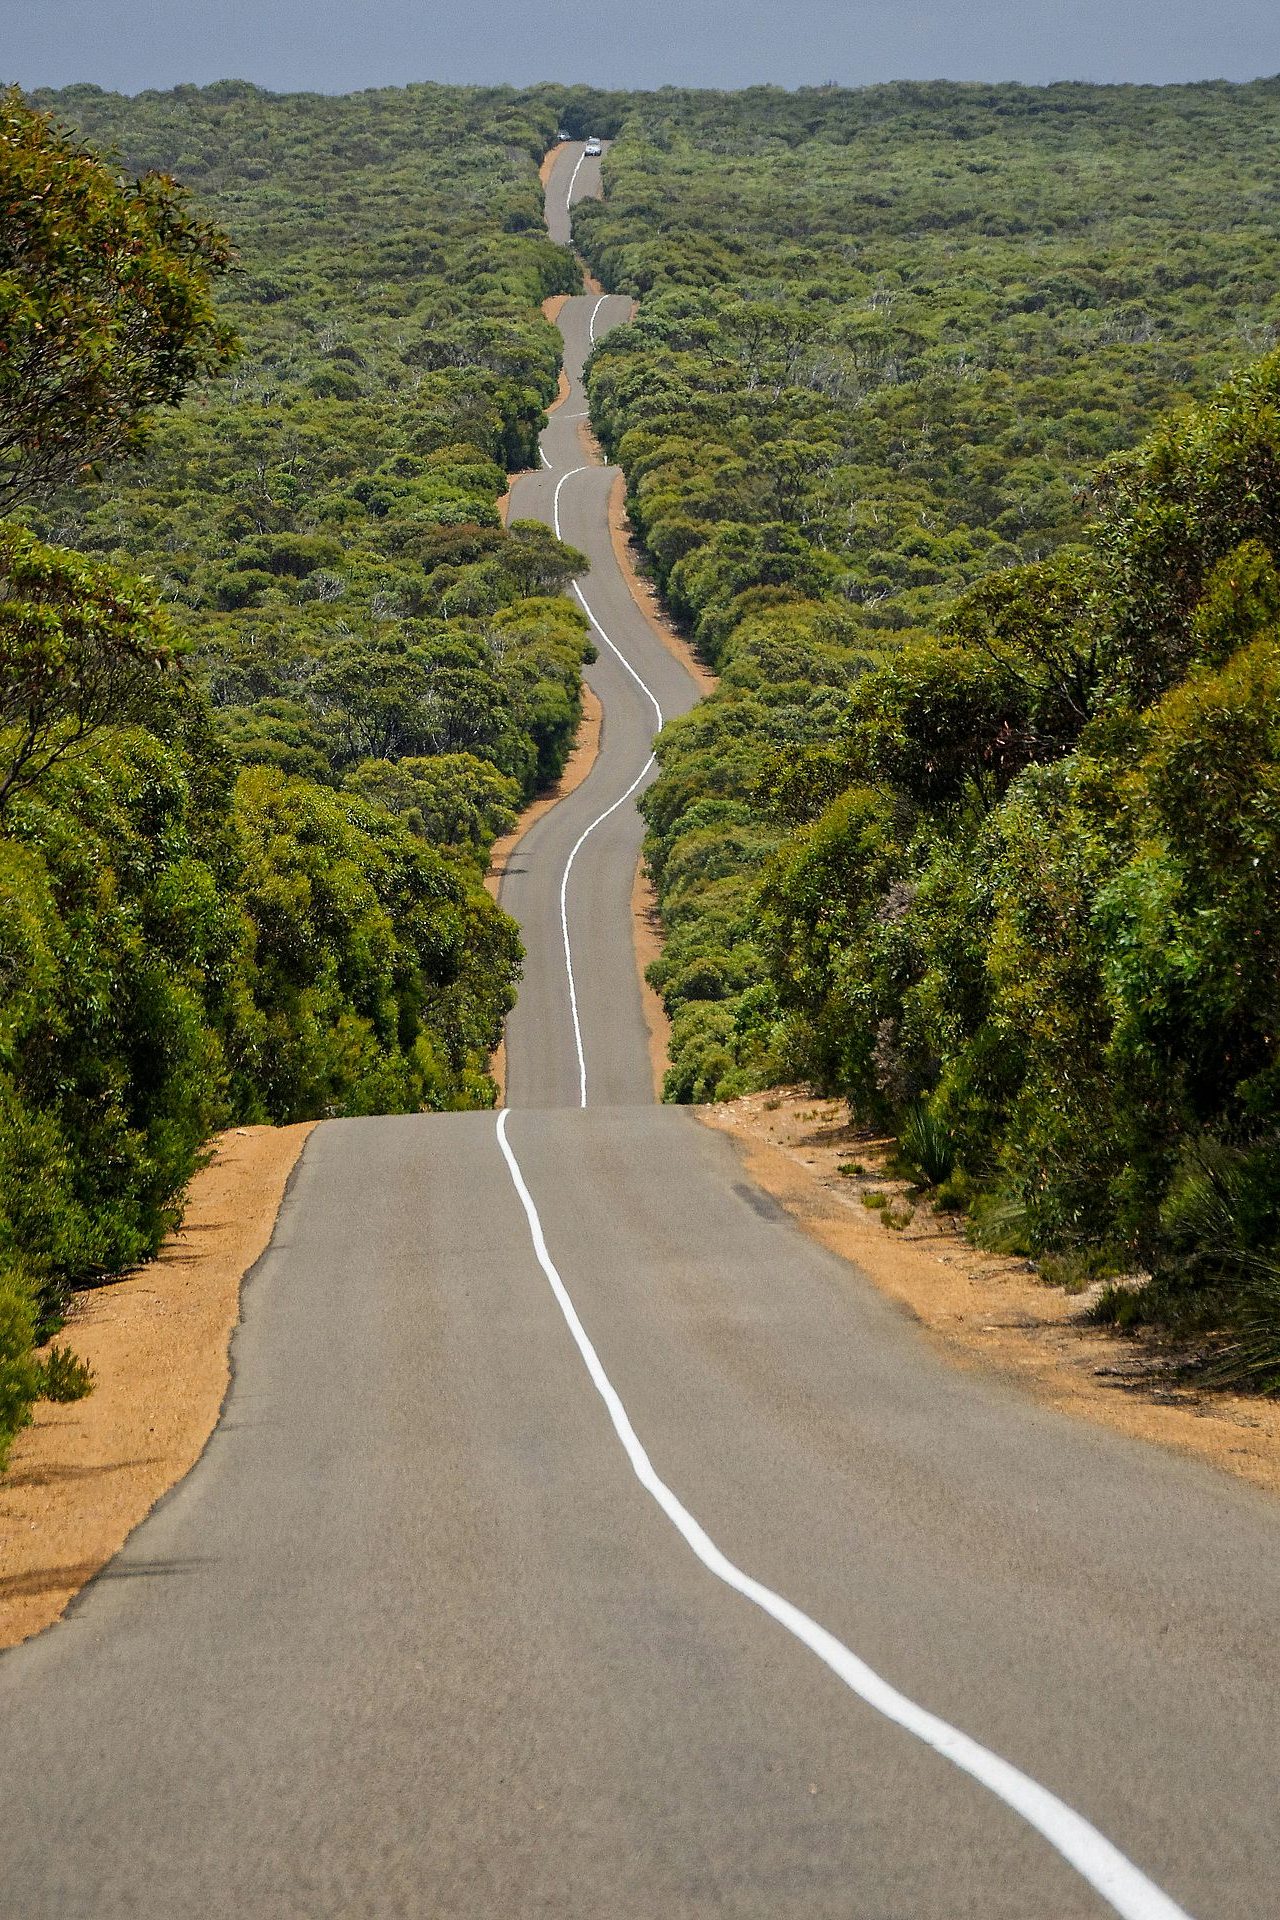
left=575, top=81, right=1280, bottom=1375
left=0, top=80, right=590, bottom=1462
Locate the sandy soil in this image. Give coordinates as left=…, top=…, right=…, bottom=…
left=0, top=1122, right=313, bottom=1648
left=701, top=1089, right=1280, bottom=1498
left=631, top=858, right=671, bottom=1100
left=486, top=684, right=604, bottom=1101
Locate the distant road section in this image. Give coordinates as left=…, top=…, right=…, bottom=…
left=544, top=137, right=602, bottom=247
left=498, top=265, right=700, bottom=1107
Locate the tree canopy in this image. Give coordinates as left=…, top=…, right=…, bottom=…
left=0, top=88, right=236, bottom=509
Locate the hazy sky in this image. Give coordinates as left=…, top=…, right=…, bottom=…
left=3, top=0, right=1277, bottom=96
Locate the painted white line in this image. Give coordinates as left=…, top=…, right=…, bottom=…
left=588, top=294, right=610, bottom=344
left=539, top=445, right=552, bottom=470
left=557, top=752, right=656, bottom=1107
left=552, top=464, right=590, bottom=540
left=549, top=464, right=669, bottom=1101
left=552, top=469, right=664, bottom=729
left=565, top=147, right=588, bottom=212
left=494, top=1108, right=1194, bottom=1920
left=573, top=581, right=663, bottom=732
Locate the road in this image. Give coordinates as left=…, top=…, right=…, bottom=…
left=497, top=257, right=698, bottom=1107
left=1, top=141, right=1277, bottom=1920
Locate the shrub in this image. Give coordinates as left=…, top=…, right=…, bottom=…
left=899, top=1101, right=957, bottom=1187
left=38, top=1342, right=94, bottom=1403
left=0, top=1269, right=42, bottom=1470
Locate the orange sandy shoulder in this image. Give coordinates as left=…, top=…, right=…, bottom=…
left=631, top=859, right=670, bottom=1101
left=702, top=1089, right=1280, bottom=1499
left=0, top=1121, right=313, bottom=1649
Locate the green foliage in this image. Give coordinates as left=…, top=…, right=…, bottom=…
left=0, top=725, right=238, bottom=1295
left=343, top=754, right=521, bottom=863
left=0, top=1269, right=41, bottom=1470
left=583, top=81, right=1280, bottom=657
left=0, top=89, right=235, bottom=509
left=31, top=79, right=580, bottom=651
left=0, top=527, right=177, bottom=810
left=228, top=769, right=520, bottom=1122
left=38, top=1342, right=94, bottom=1403
left=899, top=1102, right=957, bottom=1188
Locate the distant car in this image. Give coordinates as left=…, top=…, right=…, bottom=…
left=584, top=137, right=603, bottom=157
left=555, top=128, right=571, bottom=143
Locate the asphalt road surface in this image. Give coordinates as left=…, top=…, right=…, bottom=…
left=498, top=255, right=699, bottom=1107
left=1, top=141, right=1277, bottom=1920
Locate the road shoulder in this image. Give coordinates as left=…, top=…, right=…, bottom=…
left=0, top=1121, right=313, bottom=1648
left=702, top=1089, right=1280, bottom=1499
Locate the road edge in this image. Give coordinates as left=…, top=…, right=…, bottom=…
left=699, top=1094, right=1280, bottom=1500
left=0, top=1120, right=315, bottom=1649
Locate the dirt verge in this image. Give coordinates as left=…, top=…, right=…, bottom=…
left=0, top=1121, right=313, bottom=1649
left=631, top=857, right=671, bottom=1100
left=701, top=1089, right=1280, bottom=1499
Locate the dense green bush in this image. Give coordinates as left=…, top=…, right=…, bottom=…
left=0, top=87, right=235, bottom=511
left=228, top=767, right=519, bottom=1121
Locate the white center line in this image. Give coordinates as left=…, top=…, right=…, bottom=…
left=552, top=464, right=589, bottom=542
left=550, top=467, right=667, bottom=1103
left=495, top=1108, right=1194, bottom=1920
left=565, top=147, right=588, bottom=212
left=556, top=750, right=656, bottom=1107
left=554, top=468, right=663, bottom=731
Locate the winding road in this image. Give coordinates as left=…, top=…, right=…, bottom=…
left=1, top=142, right=1277, bottom=1920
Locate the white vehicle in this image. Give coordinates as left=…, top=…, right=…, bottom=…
left=584, top=137, right=603, bottom=157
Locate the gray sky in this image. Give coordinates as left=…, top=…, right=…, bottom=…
left=3, top=0, right=1277, bottom=95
